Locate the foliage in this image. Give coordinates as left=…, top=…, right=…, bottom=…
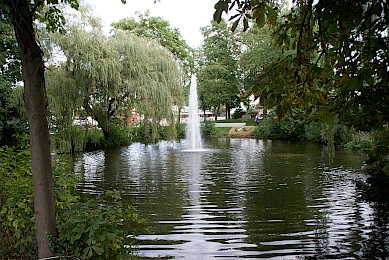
left=197, top=20, right=240, bottom=119
left=368, top=129, right=389, bottom=174
left=47, top=20, right=184, bottom=141
left=210, top=127, right=231, bottom=137
left=105, top=121, right=134, bottom=147
left=112, top=11, right=195, bottom=80
left=215, top=0, right=389, bottom=170
left=51, top=126, right=105, bottom=154
left=252, top=115, right=362, bottom=151
left=0, top=17, right=27, bottom=146
left=213, top=0, right=281, bottom=31
left=1, top=0, right=79, bottom=257
left=344, top=131, right=373, bottom=151
left=0, top=143, right=35, bottom=257
left=201, top=119, right=216, bottom=137
left=231, top=107, right=245, bottom=119
left=238, top=24, right=289, bottom=103
left=0, top=141, right=145, bottom=258
left=50, top=191, right=145, bottom=259
left=304, top=121, right=322, bottom=143
left=253, top=118, right=284, bottom=139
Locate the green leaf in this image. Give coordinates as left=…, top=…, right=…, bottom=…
left=256, top=15, right=265, bottom=28
left=255, top=3, right=266, bottom=29
left=243, top=17, right=249, bottom=31
left=93, top=245, right=104, bottom=255
left=214, top=1, right=228, bottom=23
left=231, top=19, right=239, bottom=32
left=266, top=4, right=277, bottom=25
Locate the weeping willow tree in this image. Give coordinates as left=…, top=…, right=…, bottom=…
left=47, top=25, right=184, bottom=141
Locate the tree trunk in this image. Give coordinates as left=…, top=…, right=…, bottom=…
left=263, top=99, right=268, bottom=120
left=5, top=0, right=57, bottom=258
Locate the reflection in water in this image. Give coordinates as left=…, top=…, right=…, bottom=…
left=74, top=139, right=388, bottom=259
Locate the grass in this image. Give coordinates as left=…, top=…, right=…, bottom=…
left=216, top=118, right=256, bottom=126
left=210, top=127, right=231, bottom=137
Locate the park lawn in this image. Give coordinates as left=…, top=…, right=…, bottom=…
left=216, top=118, right=256, bottom=126
left=210, top=127, right=232, bottom=137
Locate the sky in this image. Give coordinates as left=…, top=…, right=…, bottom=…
left=85, top=0, right=218, bottom=48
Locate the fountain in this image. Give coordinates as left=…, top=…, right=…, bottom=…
left=185, top=75, right=203, bottom=151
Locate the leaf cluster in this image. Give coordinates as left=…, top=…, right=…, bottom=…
left=214, top=0, right=279, bottom=31
left=112, top=11, right=195, bottom=78
left=51, top=191, right=146, bottom=259
left=0, top=140, right=146, bottom=258
left=197, top=20, right=241, bottom=114
left=47, top=23, right=184, bottom=139
left=33, top=0, right=79, bottom=33
left=217, top=0, right=388, bottom=135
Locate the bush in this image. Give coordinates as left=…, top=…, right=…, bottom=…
left=232, top=107, right=245, bottom=119
left=0, top=145, right=35, bottom=257
left=201, top=119, right=215, bottom=137
left=106, top=123, right=133, bottom=147
left=0, top=141, right=145, bottom=259
left=253, top=118, right=283, bottom=138
left=344, top=131, right=373, bottom=151
left=51, top=125, right=87, bottom=153
left=84, top=128, right=105, bottom=151
left=51, top=191, right=146, bottom=259
left=304, top=121, right=322, bottom=142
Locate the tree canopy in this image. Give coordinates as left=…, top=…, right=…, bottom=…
left=47, top=20, right=184, bottom=139
left=0, top=16, right=26, bottom=145
left=197, top=20, right=240, bottom=119
left=112, top=11, right=195, bottom=82
left=214, top=0, right=389, bottom=171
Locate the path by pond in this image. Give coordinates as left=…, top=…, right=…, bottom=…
left=74, top=138, right=388, bottom=259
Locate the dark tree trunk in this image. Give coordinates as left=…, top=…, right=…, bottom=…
left=4, top=0, right=57, bottom=258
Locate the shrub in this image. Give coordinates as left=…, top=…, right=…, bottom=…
left=106, top=123, right=133, bottom=147
left=51, top=191, right=146, bottom=259
left=0, top=145, right=35, bottom=257
left=232, top=107, right=245, bottom=119
left=0, top=141, right=145, bottom=259
left=201, top=119, right=215, bottom=137
left=253, top=118, right=283, bottom=138
left=176, top=123, right=186, bottom=139
left=210, top=127, right=231, bottom=137
left=84, top=128, right=105, bottom=151
left=344, top=131, right=373, bottom=151
left=304, top=121, right=322, bottom=142
left=51, top=125, right=87, bottom=153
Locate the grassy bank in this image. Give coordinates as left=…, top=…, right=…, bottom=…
left=205, top=118, right=373, bottom=152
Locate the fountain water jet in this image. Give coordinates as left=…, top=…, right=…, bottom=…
left=185, top=76, right=203, bottom=151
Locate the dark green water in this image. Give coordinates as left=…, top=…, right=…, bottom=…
left=74, top=138, right=388, bottom=259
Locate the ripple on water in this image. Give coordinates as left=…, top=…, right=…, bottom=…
left=74, top=139, right=384, bottom=259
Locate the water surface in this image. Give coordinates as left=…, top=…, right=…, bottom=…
left=74, top=138, right=388, bottom=259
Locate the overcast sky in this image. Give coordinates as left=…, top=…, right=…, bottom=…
left=85, top=0, right=218, bottom=48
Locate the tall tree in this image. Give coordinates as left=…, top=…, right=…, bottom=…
left=0, top=0, right=78, bottom=257
left=198, top=20, right=240, bottom=119
left=238, top=24, right=289, bottom=117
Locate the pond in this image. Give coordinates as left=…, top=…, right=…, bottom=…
left=74, top=138, right=388, bottom=259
